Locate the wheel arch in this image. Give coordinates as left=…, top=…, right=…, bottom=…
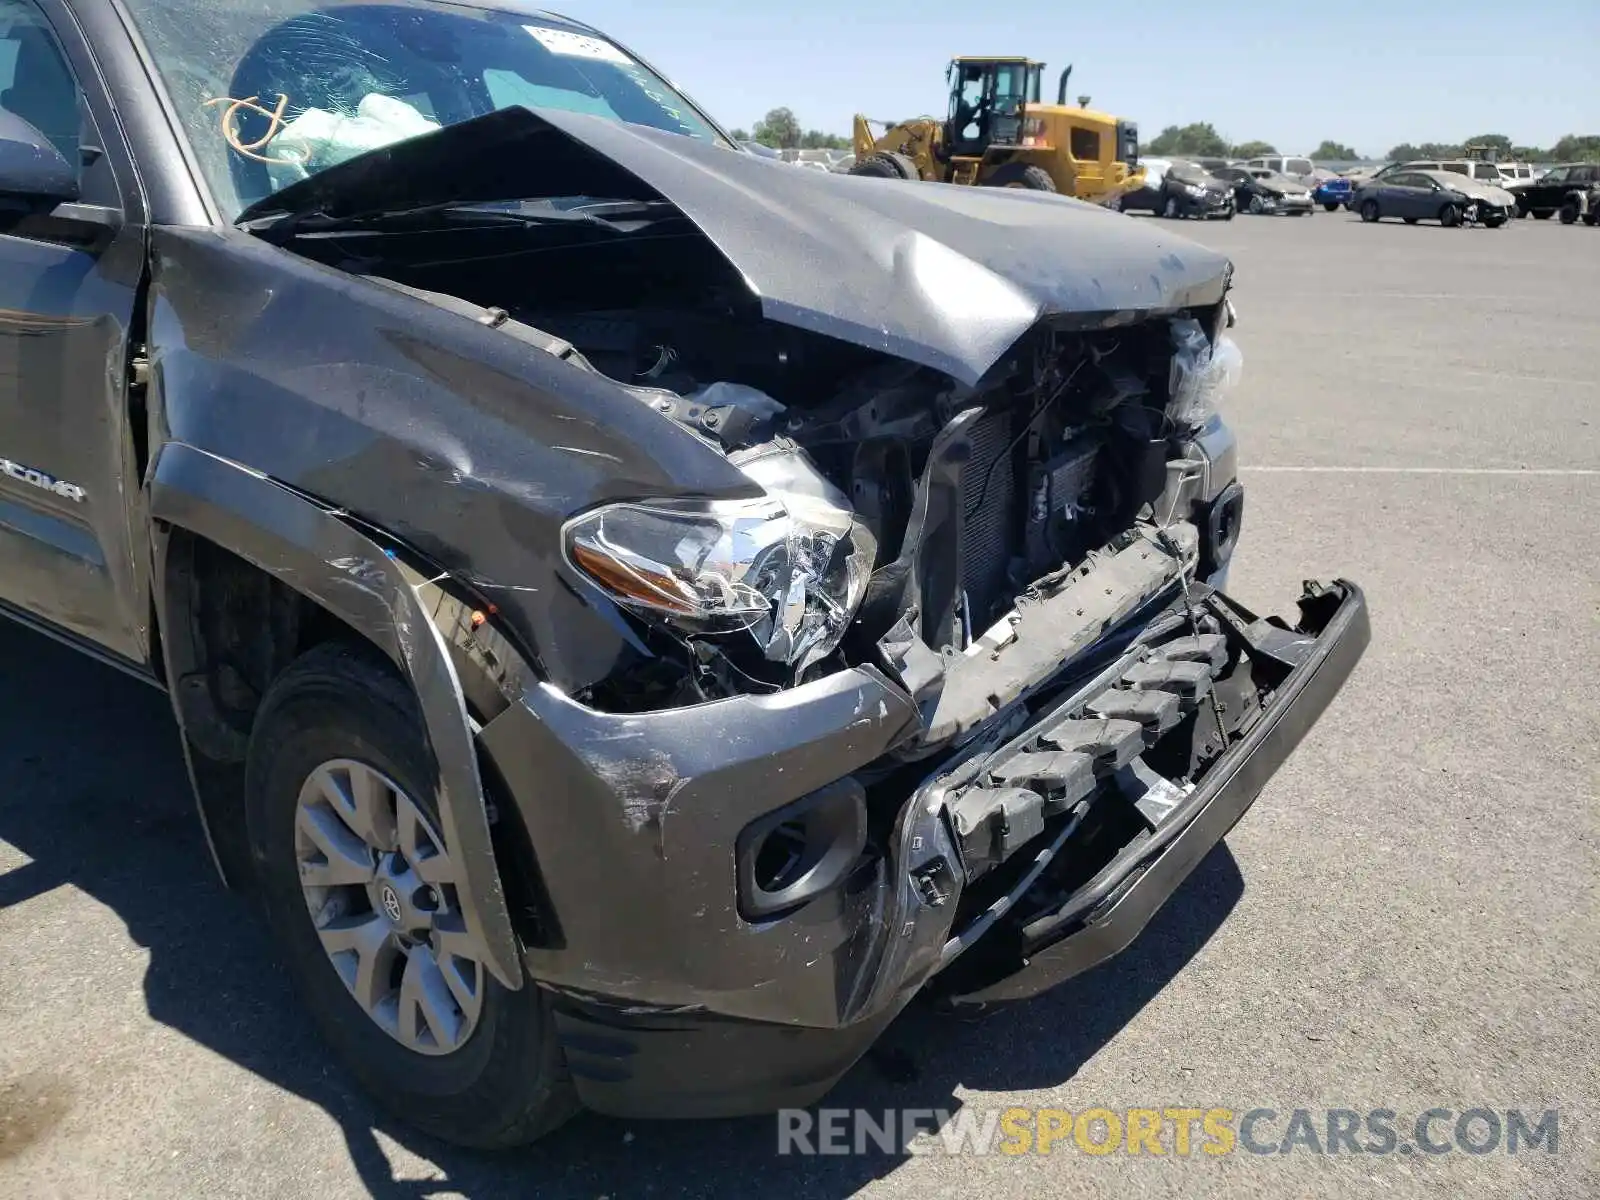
left=148, top=441, right=526, bottom=989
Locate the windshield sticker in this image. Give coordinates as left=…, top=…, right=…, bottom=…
left=524, top=27, right=633, bottom=66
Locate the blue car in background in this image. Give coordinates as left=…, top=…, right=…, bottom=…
left=1314, top=176, right=1354, bottom=211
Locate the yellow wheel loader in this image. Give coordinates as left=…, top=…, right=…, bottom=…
left=849, top=58, right=1144, bottom=206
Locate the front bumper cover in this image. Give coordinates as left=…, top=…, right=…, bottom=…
left=480, top=579, right=1368, bottom=1118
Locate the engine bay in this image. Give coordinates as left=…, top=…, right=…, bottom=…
left=285, top=211, right=1229, bottom=736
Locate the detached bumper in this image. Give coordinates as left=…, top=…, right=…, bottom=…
left=479, top=580, right=1368, bottom=1118
left=941, top=580, right=1369, bottom=1002
left=1175, top=192, right=1234, bottom=218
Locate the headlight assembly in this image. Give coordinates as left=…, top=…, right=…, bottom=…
left=1167, top=317, right=1244, bottom=431
left=1186, top=183, right=1207, bottom=197
left=564, top=450, right=876, bottom=675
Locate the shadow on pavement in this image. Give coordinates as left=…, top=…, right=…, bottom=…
left=0, top=618, right=1244, bottom=1198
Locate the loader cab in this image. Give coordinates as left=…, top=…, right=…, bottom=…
left=944, top=57, right=1043, bottom=157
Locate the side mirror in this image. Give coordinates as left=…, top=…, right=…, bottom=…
left=0, top=109, right=80, bottom=214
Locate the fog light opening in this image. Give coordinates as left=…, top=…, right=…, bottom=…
left=753, top=820, right=810, bottom=893
left=1205, top=482, right=1245, bottom=575
left=735, top=779, right=868, bottom=920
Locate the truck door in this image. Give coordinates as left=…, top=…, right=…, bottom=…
left=0, top=0, right=147, bottom=662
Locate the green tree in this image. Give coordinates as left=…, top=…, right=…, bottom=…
left=800, top=129, right=850, bottom=150
left=729, top=127, right=751, bottom=142
left=1386, top=141, right=1463, bottom=161
left=1550, top=133, right=1600, bottom=162
left=1310, top=140, right=1358, bottom=160
left=1145, top=122, right=1229, bottom=157
left=752, top=107, right=803, bottom=150
left=1231, top=140, right=1277, bottom=158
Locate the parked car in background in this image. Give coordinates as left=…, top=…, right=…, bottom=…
left=1246, top=155, right=1316, bottom=183
left=1342, top=164, right=1389, bottom=185
left=1187, top=156, right=1235, bottom=175
left=1353, top=170, right=1515, bottom=227
left=1143, top=160, right=1235, bottom=219
left=1496, top=162, right=1537, bottom=187
left=1313, top=176, right=1354, bottom=211
left=1509, top=163, right=1600, bottom=220
left=1213, top=166, right=1315, bottom=215
left=1117, top=155, right=1172, bottom=212
left=1375, top=159, right=1507, bottom=188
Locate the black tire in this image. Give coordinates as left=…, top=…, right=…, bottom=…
left=1360, top=199, right=1380, bottom=223
left=982, top=162, right=1057, bottom=191
left=1585, top=214, right=1600, bottom=227
left=1483, top=215, right=1507, bottom=228
left=246, top=643, right=577, bottom=1148
left=1533, top=209, right=1552, bottom=220
left=848, top=152, right=919, bottom=180
left=1403, top=217, right=1418, bottom=224
left=1323, top=202, right=1340, bottom=212
left=1558, top=202, right=1579, bottom=225
left=1438, top=204, right=1461, bottom=228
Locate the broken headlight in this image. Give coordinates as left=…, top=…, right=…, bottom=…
left=564, top=463, right=876, bottom=675
left=1167, top=317, right=1244, bottom=431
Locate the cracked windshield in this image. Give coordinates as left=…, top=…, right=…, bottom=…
left=122, top=0, right=725, bottom=218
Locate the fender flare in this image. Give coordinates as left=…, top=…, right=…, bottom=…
left=148, top=442, right=524, bottom=990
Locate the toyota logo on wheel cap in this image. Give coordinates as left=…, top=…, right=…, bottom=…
left=380, top=884, right=403, bottom=924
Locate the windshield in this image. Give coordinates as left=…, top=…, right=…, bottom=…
left=121, top=0, right=728, bottom=219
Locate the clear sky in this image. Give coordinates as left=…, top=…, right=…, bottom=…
left=564, top=0, right=1598, bottom=156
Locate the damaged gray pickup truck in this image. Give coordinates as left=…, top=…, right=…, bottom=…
left=0, top=0, right=1367, bottom=1146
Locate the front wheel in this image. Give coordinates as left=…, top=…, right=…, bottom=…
left=247, top=643, right=577, bottom=1148
left=1323, top=202, right=1341, bottom=212
left=982, top=162, right=1057, bottom=191
left=1532, top=209, right=1552, bottom=220
left=1483, top=214, right=1507, bottom=228
left=1558, top=202, right=1579, bottom=225
left=1360, top=199, right=1380, bottom=223
left=849, top=152, right=919, bottom=180
left=1438, top=204, right=1462, bottom=228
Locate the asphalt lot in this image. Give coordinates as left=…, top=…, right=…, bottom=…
left=2, top=210, right=1597, bottom=1199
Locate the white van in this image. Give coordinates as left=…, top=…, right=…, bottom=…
left=1378, top=159, right=1506, bottom=186
left=1246, top=155, right=1316, bottom=181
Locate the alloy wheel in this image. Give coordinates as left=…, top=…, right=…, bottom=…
left=294, top=759, right=486, bottom=1055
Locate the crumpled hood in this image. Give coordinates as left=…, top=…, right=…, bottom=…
left=1254, top=174, right=1307, bottom=196
left=1434, top=177, right=1516, bottom=205
left=238, top=107, right=1232, bottom=385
